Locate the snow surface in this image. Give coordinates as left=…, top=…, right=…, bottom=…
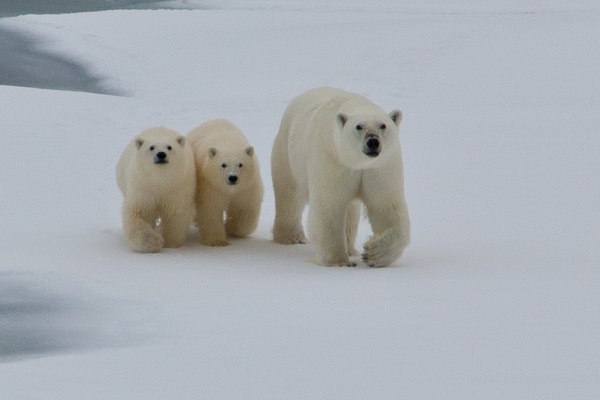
left=1, top=1, right=599, bottom=398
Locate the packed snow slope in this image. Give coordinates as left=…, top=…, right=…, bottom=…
left=1, top=1, right=599, bottom=399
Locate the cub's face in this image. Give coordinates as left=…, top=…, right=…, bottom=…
left=136, top=135, right=186, bottom=168
left=334, top=110, right=402, bottom=170
left=205, top=146, right=257, bottom=189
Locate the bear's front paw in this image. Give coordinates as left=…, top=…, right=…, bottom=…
left=200, top=236, right=229, bottom=247
left=362, top=234, right=398, bottom=268
left=129, top=230, right=165, bottom=253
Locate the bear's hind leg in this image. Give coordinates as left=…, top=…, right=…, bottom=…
left=161, top=209, right=192, bottom=248
left=308, top=201, right=355, bottom=267
left=346, top=199, right=361, bottom=257
left=197, top=204, right=228, bottom=246
left=272, top=134, right=307, bottom=244
left=272, top=190, right=308, bottom=244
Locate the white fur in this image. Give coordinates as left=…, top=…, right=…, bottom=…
left=187, top=119, right=264, bottom=246
left=116, top=127, right=196, bottom=253
left=271, top=87, right=410, bottom=267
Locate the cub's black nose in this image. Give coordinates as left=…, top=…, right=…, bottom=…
left=366, top=138, right=380, bottom=150
left=156, top=151, right=167, bottom=160
left=228, top=175, right=238, bottom=184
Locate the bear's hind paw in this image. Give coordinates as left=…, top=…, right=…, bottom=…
left=348, top=247, right=360, bottom=257
left=316, top=255, right=356, bottom=267
left=327, top=260, right=357, bottom=267
left=273, top=231, right=308, bottom=245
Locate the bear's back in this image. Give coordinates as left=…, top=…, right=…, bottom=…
left=187, top=119, right=249, bottom=151
left=116, top=139, right=137, bottom=195
left=285, top=87, right=384, bottom=138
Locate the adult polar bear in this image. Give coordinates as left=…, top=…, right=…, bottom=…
left=272, top=87, right=410, bottom=267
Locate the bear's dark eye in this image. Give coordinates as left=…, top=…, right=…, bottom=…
left=356, top=124, right=363, bottom=131
left=167, top=145, right=172, bottom=151
left=149, top=146, right=155, bottom=151
left=221, top=163, right=227, bottom=168
left=380, top=123, right=386, bottom=130
left=238, top=163, right=243, bottom=168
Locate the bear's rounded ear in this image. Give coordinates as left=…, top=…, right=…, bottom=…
left=176, top=136, right=185, bottom=146
left=209, top=148, right=218, bottom=158
left=245, top=146, right=254, bottom=157
left=135, top=138, right=144, bottom=149
left=337, top=113, right=348, bottom=127
left=389, top=110, right=403, bottom=127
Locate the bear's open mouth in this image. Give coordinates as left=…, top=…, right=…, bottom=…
left=154, top=159, right=169, bottom=164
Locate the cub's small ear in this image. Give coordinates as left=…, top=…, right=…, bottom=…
left=208, top=148, right=218, bottom=158
left=337, top=113, right=348, bottom=127
left=245, top=146, right=254, bottom=157
left=176, top=136, right=185, bottom=146
left=135, top=138, right=144, bottom=149
left=389, top=110, right=403, bottom=127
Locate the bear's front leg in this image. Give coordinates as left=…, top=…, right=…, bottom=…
left=360, top=162, right=410, bottom=267
left=362, top=229, right=408, bottom=267
left=361, top=199, right=410, bottom=267
left=122, top=204, right=164, bottom=253
left=308, top=201, right=355, bottom=267
left=225, top=189, right=262, bottom=238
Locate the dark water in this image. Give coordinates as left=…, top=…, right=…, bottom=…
left=0, top=1, right=201, bottom=95
left=0, top=0, right=186, bottom=18
left=0, top=271, right=149, bottom=363
left=0, top=272, right=104, bottom=362
left=0, top=27, right=120, bottom=95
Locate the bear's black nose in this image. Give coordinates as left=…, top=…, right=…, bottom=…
left=156, top=151, right=167, bottom=160
left=228, top=175, right=238, bottom=185
left=366, top=138, right=380, bottom=150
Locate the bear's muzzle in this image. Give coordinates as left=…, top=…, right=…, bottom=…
left=363, top=134, right=381, bottom=157
left=227, top=174, right=239, bottom=185
left=154, top=151, right=169, bottom=164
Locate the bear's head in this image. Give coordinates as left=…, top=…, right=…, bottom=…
left=134, top=127, right=188, bottom=172
left=334, top=110, right=402, bottom=170
left=203, top=146, right=258, bottom=191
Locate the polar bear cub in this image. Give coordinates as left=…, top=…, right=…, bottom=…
left=187, top=119, right=263, bottom=246
left=116, top=127, right=196, bottom=252
left=272, top=87, right=410, bottom=267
